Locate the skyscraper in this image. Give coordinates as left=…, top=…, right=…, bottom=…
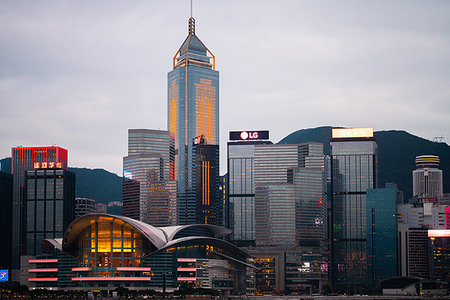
left=331, top=128, right=377, bottom=285
left=11, top=146, right=68, bottom=271
left=24, top=166, right=75, bottom=256
left=227, top=130, right=272, bottom=245
left=168, top=17, right=219, bottom=225
left=413, top=155, right=443, bottom=199
left=254, top=143, right=326, bottom=247
left=194, top=139, right=219, bottom=225
left=122, top=129, right=177, bottom=226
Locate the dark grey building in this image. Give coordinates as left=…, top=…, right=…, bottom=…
left=331, top=128, right=377, bottom=286
left=0, top=170, right=13, bottom=269
left=195, top=141, right=219, bottom=225
left=24, top=168, right=75, bottom=256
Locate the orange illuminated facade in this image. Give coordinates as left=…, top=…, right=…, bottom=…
left=27, top=214, right=250, bottom=292
left=168, top=17, right=219, bottom=224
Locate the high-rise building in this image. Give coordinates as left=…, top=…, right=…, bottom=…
left=427, top=229, right=450, bottom=283
left=254, top=143, right=326, bottom=248
left=194, top=138, right=219, bottom=225
left=24, top=166, right=75, bottom=256
left=122, top=129, right=177, bottom=226
left=331, top=128, right=377, bottom=285
left=0, top=170, right=13, bottom=270
left=413, top=155, right=443, bottom=199
left=366, top=188, right=397, bottom=283
left=11, top=146, right=68, bottom=271
left=168, top=17, right=219, bottom=225
left=227, top=130, right=272, bottom=245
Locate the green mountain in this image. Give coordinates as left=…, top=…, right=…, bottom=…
left=0, top=158, right=122, bottom=205
left=68, top=167, right=122, bottom=205
left=279, top=126, right=450, bottom=200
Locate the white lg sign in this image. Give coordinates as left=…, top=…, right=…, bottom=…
left=240, top=131, right=259, bottom=140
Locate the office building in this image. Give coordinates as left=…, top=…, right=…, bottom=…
left=397, top=202, right=449, bottom=229
left=254, top=142, right=326, bottom=247
left=413, top=155, right=443, bottom=199
left=75, top=197, right=97, bottom=218
left=168, top=17, right=219, bottom=225
left=122, top=129, right=177, bottom=226
left=0, top=171, right=13, bottom=269
left=11, top=146, right=68, bottom=271
left=366, top=188, right=397, bottom=283
left=194, top=138, right=219, bottom=225
left=331, top=128, right=377, bottom=285
left=24, top=166, right=75, bottom=256
left=428, top=229, right=450, bottom=283
left=26, top=214, right=249, bottom=293
left=227, top=131, right=272, bottom=245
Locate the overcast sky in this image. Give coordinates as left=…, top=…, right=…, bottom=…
left=1, top=0, right=449, bottom=175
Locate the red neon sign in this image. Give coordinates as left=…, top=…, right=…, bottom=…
left=71, top=277, right=151, bottom=281
left=28, top=268, right=58, bottom=272
left=116, top=267, right=151, bottom=271
left=177, top=258, right=197, bottom=262
left=28, top=278, right=58, bottom=282
left=72, top=267, right=90, bottom=271
left=177, top=268, right=197, bottom=272
left=178, top=277, right=197, bottom=281
left=29, top=259, right=58, bottom=263
left=34, top=162, right=62, bottom=169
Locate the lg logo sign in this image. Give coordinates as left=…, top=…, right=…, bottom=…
left=240, top=131, right=259, bottom=140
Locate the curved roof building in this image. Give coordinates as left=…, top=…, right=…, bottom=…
left=27, top=214, right=250, bottom=293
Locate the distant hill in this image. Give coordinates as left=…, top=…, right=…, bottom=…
left=279, top=126, right=450, bottom=199
left=68, top=167, right=122, bottom=205
left=0, top=158, right=122, bottom=205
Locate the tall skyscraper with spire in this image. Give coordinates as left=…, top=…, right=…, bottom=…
left=168, top=17, right=219, bottom=225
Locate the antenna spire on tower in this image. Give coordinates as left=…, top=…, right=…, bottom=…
left=188, top=0, right=195, bottom=34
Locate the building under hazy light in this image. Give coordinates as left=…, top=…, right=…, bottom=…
left=122, top=129, right=177, bottom=226
left=331, top=128, right=377, bottom=285
left=168, top=17, right=219, bottom=225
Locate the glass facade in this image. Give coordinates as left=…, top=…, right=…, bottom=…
left=195, top=144, right=220, bottom=225
left=331, top=138, right=377, bottom=285
left=24, top=168, right=75, bottom=256
left=254, top=143, right=326, bottom=248
left=228, top=142, right=266, bottom=244
left=29, top=214, right=249, bottom=293
left=168, top=18, right=219, bottom=225
left=75, top=216, right=151, bottom=272
left=11, top=146, right=68, bottom=268
left=366, top=188, right=397, bottom=283
left=122, top=129, right=177, bottom=226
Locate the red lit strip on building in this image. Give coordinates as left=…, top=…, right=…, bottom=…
left=71, top=277, right=151, bottom=281
left=177, top=277, right=197, bottom=281
left=29, top=259, right=58, bottom=263
left=177, top=268, right=197, bottom=272
left=177, top=258, right=197, bottom=262
left=72, top=267, right=91, bottom=271
left=29, top=268, right=58, bottom=272
left=29, top=278, right=58, bottom=282
left=116, top=267, right=151, bottom=271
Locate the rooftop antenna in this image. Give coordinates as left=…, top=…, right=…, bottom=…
left=188, top=0, right=195, bottom=34
left=433, top=136, right=444, bottom=143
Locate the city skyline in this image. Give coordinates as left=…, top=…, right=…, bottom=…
left=1, top=1, right=449, bottom=175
